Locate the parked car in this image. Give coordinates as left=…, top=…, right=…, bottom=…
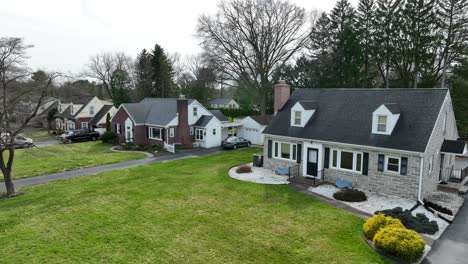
left=58, top=130, right=100, bottom=144
left=222, top=136, right=251, bottom=150
left=0, top=133, right=34, bottom=149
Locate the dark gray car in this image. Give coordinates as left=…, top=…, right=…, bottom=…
left=222, top=136, right=251, bottom=150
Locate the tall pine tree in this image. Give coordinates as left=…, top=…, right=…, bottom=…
left=356, top=0, right=377, bottom=87
left=151, top=44, right=174, bottom=98
left=110, top=68, right=131, bottom=107
left=135, top=49, right=153, bottom=100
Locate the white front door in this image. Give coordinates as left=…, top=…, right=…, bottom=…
left=125, top=118, right=133, bottom=143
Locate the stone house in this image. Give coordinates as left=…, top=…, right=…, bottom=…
left=262, top=81, right=467, bottom=200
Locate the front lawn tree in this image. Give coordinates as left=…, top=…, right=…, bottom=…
left=197, top=0, right=310, bottom=115
left=0, top=37, right=58, bottom=196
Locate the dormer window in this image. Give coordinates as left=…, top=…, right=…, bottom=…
left=294, top=111, right=301, bottom=126
left=90, top=106, right=95, bottom=116
left=372, top=104, right=400, bottom=135
left=193, top=107, right=198, bottom=117
left=377, top=115, right=387, bottom=132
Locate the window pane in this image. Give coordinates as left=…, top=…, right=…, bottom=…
left=340, top=151, right=354, bottom=170
left=292, top=145, right=297, bottom=160
left=281, top=143, right=291, bottom=159
left=356, top=153, right=362, bottom=172
left=377, top=116, right=387, bottom=132
left=294, top=111, right=301, bottom=125
left=332, top=150, right=337, bottom=167
left=387, top=158, right=399, bottom=172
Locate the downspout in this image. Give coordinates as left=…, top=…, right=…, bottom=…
left=417, top=156, right=425, bottom=205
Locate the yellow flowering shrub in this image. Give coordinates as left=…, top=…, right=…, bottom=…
left=373, top=226, right=425, bottom=263
left=363, top=214, right=404, bottom=240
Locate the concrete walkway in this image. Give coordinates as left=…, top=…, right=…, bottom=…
left=423, top=194, right=468, bottom=264
left=0, top=147, right=225, bottom=191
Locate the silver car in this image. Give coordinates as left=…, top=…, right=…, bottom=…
left=0, top=133, right=34, bottom=149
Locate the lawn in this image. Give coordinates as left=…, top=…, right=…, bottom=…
left=22, top=128, right=55, bottom=142
left=4, top=142, right=147, bottom=180
left=0, top=148, right=391, bottom=263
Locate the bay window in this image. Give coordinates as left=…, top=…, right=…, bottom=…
left=274, top=141, right=297, bottom=161
left=330, top=149, right=363, bottom=173
left=149, top=127, right=162, bottom=140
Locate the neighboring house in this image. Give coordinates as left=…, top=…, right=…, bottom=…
left=89, top=105, right=117, bottom=134
left=111, top=97, right=235, bottom=151
left=209, top=98, right=240, bottom=109
left=238, top=115, right=273, bottom=145
left=19, top=98, right=59, bottom=128
left=262, top=81, right=467, bottom=200
left=55, top=96, right=113, bottom=131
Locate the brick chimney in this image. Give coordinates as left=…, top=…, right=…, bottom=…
left=176, top=95, right=192, bottom=147
left=274, top=80, right=290, bottom=114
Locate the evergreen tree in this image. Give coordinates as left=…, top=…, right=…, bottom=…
left=110, top=69, right=131, bottom=107
left=151, top=44, right=174, bottom=98
left=437, top=0, right=468, bottom=87
left=395, top=0, right=438, bottom=88
left=105, top=113, right=111, bottom=132
left=135, top=49, right=153, bottom=100
left=356, top=0, right=377, bottom=86
left=374, top=0, right=402, bottom=88
left=451, top=59, right=468, bottom=139
left=329, top=0, right=363, bottom=87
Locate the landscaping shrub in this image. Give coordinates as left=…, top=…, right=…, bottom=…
left=333, top=188, right=367, bottom=202
left=375, top=207, right=439, bottom=235
left=101, top=131, right=117, bottom=144
left=51, top=129, right=64, bottom=135
left=363, top=214, right=405, bottom=240
left=373, top=226, right=425, bottom=263
left=236, top=165, right=252, bottom=174
left=423, top=199, right=453, bottom=216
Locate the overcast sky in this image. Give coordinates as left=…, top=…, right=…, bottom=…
left=1, top=0, right=358, bottom=75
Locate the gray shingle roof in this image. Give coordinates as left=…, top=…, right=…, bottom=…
left=298, top=101, right=318, bottom=110
left=441, top=140, right=466, bottom=154
left=250, top=115, right=273, bottom=126
left=194, top=115, right=213, bottom=127
left=90, top=105, right=113, bottom=126
left=384, top=103, right=401, bottom=114
left=263, top=88, right=448, bottom=153
left=122, top=98, right=194, bottom=126
left=210, top=110, right=228, bottom=122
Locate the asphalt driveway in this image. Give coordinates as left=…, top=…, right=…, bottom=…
left=0, top=147, right=229, bottom=191
left=423, top=194, right=468, bottom=264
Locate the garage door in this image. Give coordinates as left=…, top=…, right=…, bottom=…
left=242, top=127, right=261, bottom=145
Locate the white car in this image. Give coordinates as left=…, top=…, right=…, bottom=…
left=0, top=133, right=34, bottom=149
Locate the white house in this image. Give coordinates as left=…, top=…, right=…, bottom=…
left=238, top=115, right=273, bottom=145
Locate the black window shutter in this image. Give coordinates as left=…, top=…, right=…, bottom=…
left=267, top=140, right=272, bottom=158
left=114, top=124, right=117, bottom=133
left=363, top=152, right=369, bottom=176
left=324, top=147, right=330, bottom=168
left=162, top=128, right=165, bottom=141
left=401, top=157, right=408, bottom=176
left=297, top=144, right=302, bottom=163
left=146, top=127, right=149, bottom=138
left=378, top=154, right=385, bottom=172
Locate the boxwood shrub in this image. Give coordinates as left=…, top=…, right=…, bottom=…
left=236, top=165, right=252, bottom=174
left=333, top=188, right=367, bottom=202
left=363, top=214, right=405, bottom=240
left=375, top=207, right=439, bottom=235
left=373, top=226, right=425, bottom=263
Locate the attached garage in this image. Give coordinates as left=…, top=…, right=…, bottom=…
left=238, top=115, right=273, bottom=145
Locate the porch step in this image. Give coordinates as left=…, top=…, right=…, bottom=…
left=459, top=185, right=468, bottom=195
left=437, top=184, right=460, bottom=193
left=289, top=176, right=322, bottom=187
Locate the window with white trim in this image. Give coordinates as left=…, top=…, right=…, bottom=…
left=212, top=128, right=216, bottom=135
left=169, top=128, right=174, bottom=138
left=81, top=122, right=89, bottom=129
left=385, top=156, right=400, bottom=173
left=377, top=115, right=387, bottom=132
left=116, top=124, right=121, bottom=134
left=193, top=107, right=198, bottom=116
left=273, top=141, right=297, bottom=161
left=190, top=127, right=194, bottom=135
left=149, top=127, right=162, bottom=140
left=330, top=149, right=363, bottom=173
left=195, top=128, right=204, bottom=140
left=294, top=111, right=301, bottom=126
left=90, top=106, right=95, bottom=116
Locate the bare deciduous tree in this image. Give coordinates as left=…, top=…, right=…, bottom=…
left=86, top=52, right=134, bottom=99
left=196, top=0, right=310, bottom=114
left=0, top=37, right=59, bottom=196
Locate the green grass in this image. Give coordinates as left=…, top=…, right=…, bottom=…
left=22, top=129, right=55, bottom=142
left=0, top=149, right=390, bottom=263
left=5, top=142, right=147, bottom=180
